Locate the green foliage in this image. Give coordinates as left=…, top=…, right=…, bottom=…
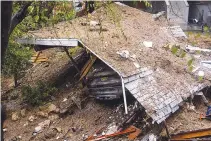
left=3, top=1, right=76, bottom=85
left=179, top=49, right=186, bottom=58
left=106, top=3, right=122, bottom=26
left=132, top=0, right=152, bottom=8
left=2, top=42, right=32, bottom=80
left=68, top=46, right=81, bottom=56
left=165, top=44, right=197, bottom=72
left=187, top=58, right=194, bottom=66
left=203, top=25, right=210, bottom=32
left=171, top=45, right=179, bottom=55
left=141, top=0, right=152, bottom=7
left=11, top=1, right=75, bottom=32
left=187, top=58, right=194, bottom=72
left=105, top=3, right=127, bottom=39
left=22, top=81, right=57, bottom=106
left=2, top=11, right=33, bottom=85
left=19, top=1, right=75, bottom=30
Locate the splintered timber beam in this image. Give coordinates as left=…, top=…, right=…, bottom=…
left=80, top=55, right=97, bottom=81
left=170, top=128, right=211, bottom=140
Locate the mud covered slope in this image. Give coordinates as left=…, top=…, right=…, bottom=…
left=27, top=3, right=210, bottom=124
left=28, top=3, right=179, bottom=76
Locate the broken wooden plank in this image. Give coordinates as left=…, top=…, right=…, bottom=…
left=171, top=128, right=211, bottom=140
left=33, top=51, right=41, bottom=63
left=80, top=55, right=97, bottom=81
left=86, top=126, right=140, bottom=141
left=127, top=126, right=141, bottom=140
left=29, top=59, right=48, bottom=62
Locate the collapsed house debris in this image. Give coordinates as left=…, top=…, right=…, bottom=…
left=18, top=2, right=211, bottom=134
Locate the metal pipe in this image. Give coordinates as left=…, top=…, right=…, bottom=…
left=121, top=77, right=128, bottom=114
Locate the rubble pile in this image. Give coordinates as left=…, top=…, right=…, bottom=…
left=108, top=102, right=147, bottom=130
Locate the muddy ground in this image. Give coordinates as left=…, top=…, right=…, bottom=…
left=162, top=94, right=211, bottom=135
left=2, top=47, right=211, bottom=141
left=2, top=3, right=211, bottom=141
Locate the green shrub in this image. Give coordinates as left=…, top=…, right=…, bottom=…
left=22, top=81, right=57, bottom=106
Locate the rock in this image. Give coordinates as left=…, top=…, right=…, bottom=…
left=20, top=109, right=26, bottom=117
left=198, top=71, right=204, bottom=80
left=32, top=132, right=37, bottom=136
left=149, top=133, right=157, bottom=141
left=10, top=136, right=21, bottom=141
left=187, top=104, right=196, bottom=111
left=82, top=134, right=88, bottom=140
left=152, top=11, right=165, bottom=20
left=71, top=96, right=82, bottom=110
left=36, top=111, right=48, bottom=118
left=59, top=98, right=74, bottom=115
left=133, top=62, right=140, bottom=68
left=54, top=127, right=62, bottom=133
left=60, top=108, right=73, bottom=115
left=62, top=98, right=68, bottom=102
left=47, top=104, right=57, bottom=113
left=60, top=108, right=68, bottom=115
left=143, top=41, right=153, bottom=48
left=116, top=50, right=130, bottom=58
left=38, top=120, right=51, bottom=128
left=48, top=114, right=59, bottom=121
left=90, top=21, right=99, bottom=26
left=34, top=120, right=51, bottom=134
left=23, top=122, right=29, bottom=127
left=34, top=126, right=42, bottom=133
left=40, top=103, right=59, bottom=114
left=18, top=136, right=22, bottom=139
left=28, top=115, right=35, bottom=122
left=11, top=112, right=20, bottom=121
left=44, top=128, right=57, bottom=139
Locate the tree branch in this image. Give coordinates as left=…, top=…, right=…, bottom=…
left=1, top=1, right=13, bottom=65
left=9, top=2, right=32, bottom=35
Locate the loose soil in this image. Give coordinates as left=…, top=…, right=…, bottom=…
left=29, top=3, right=188, bottom=77
left=2, top=3, right=211, bottom=141
left=163, top=95, right=211, bottom=135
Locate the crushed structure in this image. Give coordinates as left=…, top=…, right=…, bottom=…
left=20, top=3, right=210, bottom=124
